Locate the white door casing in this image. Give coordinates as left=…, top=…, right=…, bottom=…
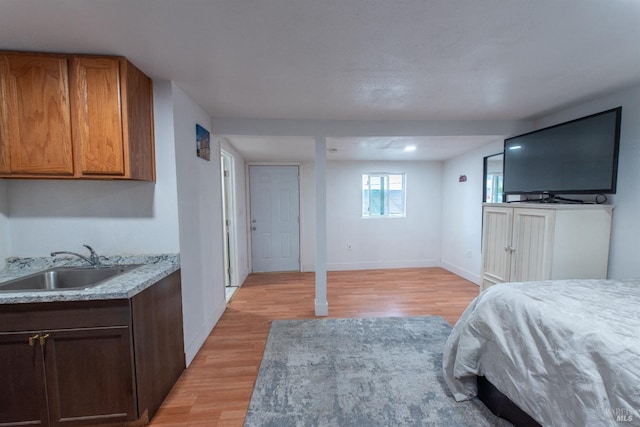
left=220, top=152, right=233, bottom=286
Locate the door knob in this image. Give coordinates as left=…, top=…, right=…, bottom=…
left=39, top=334, right=50, bottom=346
left=28, top=334, right=40, bottom=346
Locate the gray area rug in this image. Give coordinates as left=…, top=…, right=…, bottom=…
left=244, top=316, right=511, bottom=426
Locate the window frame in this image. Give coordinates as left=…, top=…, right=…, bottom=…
left=361, top=172, right=407, bottom=219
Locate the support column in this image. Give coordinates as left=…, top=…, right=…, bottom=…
left=314, top=136, right=328, bottom=316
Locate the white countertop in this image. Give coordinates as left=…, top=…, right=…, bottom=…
left=0, top=254, right=180, bottom=304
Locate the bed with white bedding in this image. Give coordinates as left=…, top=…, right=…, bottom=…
left=443, top=279, right=640, bottom=426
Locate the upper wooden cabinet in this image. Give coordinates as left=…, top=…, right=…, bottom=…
left=0, top=52, right=155, bottom=181
left=0, top=53, right=74, bottom=175
left=70, top=56, right=155, bottom=180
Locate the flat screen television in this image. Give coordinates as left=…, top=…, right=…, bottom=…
left=503, top=106, right=622, bottom=198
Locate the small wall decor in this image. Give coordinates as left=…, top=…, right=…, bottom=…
left=459, top=175, right=467, bottom=182
left=195, top=124, right=211, bottom=161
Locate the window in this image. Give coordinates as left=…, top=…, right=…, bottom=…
left=362, top=173, right=406, bottom=218
left=485, top=174, right=504, bottom=203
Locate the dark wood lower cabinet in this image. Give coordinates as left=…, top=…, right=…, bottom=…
left=45, top=327, right=136, bottom=426
left=0, top=311, right=136, bottom=427
left=0, top=269, right=184, bottom=427
left=0, top=331, right=49, bottom=426
left=131, top=270, right=184, bottom=420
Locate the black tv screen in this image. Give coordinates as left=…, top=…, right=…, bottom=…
left=503, top=107, right=622, bottom=196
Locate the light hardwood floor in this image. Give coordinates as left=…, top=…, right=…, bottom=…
left=148, top=267, right=480, bottom=426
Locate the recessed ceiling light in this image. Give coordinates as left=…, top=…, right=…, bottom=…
left=404, top=145, right=417, bottom=152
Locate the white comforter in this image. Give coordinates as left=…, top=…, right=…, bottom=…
left=443, top=279, right=640, bottom=427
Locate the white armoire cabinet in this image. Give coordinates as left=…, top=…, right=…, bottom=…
left=481, top=203, right=613, bottom=291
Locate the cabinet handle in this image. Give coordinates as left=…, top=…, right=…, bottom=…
left=39, top=333, right=50, bottom=346
left=28, top=334, right=40, bottom=346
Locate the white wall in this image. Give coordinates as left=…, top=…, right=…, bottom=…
left=534, top=83, right=640, bottom=279
left=326, top=161, right=442, bottom=270
left=219, top=138, right=250, bottom=285
left=254, top=159, right=442, bottom=272
left=2, top=80, right=181, bottom=256
left=440, top=140, right=503, bottom=284
left=440, top=84, right=640, bottom=283
left=171, top=83, right=226, bottom=365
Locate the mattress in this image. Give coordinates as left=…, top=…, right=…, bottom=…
left=443, top=279, right=640, bottom=426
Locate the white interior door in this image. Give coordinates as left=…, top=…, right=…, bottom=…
left=249, top=165, right=300, bottom=272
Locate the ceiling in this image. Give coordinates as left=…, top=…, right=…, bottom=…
left=225, top=135, right=502, bottom=162
left=1, top=0, right=639, bottom=161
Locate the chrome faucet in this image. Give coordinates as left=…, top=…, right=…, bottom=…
left=51, top=244, right=103, bottom=267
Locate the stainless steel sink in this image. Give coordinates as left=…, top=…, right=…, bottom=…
left=0, top=265, right=140, bottom=292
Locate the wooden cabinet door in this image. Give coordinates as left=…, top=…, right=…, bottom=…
left=0, top=54, right=74, bottom=175
left=510, top=208, right=555, bottom=282
left=0, top=331, right=50, bottom=427
left=43, top=327, right=137, bottom=427
left=132, top=270, right=185, bottom=419
left=122, top=60, right=155, bottom=181
left=0, top=57, right=10, bottom=173
left=70, top=57, right=125, bottom=176
left=481, top=206, right=513, bottom=290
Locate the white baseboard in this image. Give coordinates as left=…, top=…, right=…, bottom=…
left=315, top=299, right=328, bottom=316
left=235, top=270, right=249, bottom=287
left=327, top=259, right=440, bottom=271
left=440, top=260, right=481, bottom=285
left=183, top=305, right=225, bottom=366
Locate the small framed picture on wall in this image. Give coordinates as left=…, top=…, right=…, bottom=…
left=196, top=124, right=211, bottom=161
